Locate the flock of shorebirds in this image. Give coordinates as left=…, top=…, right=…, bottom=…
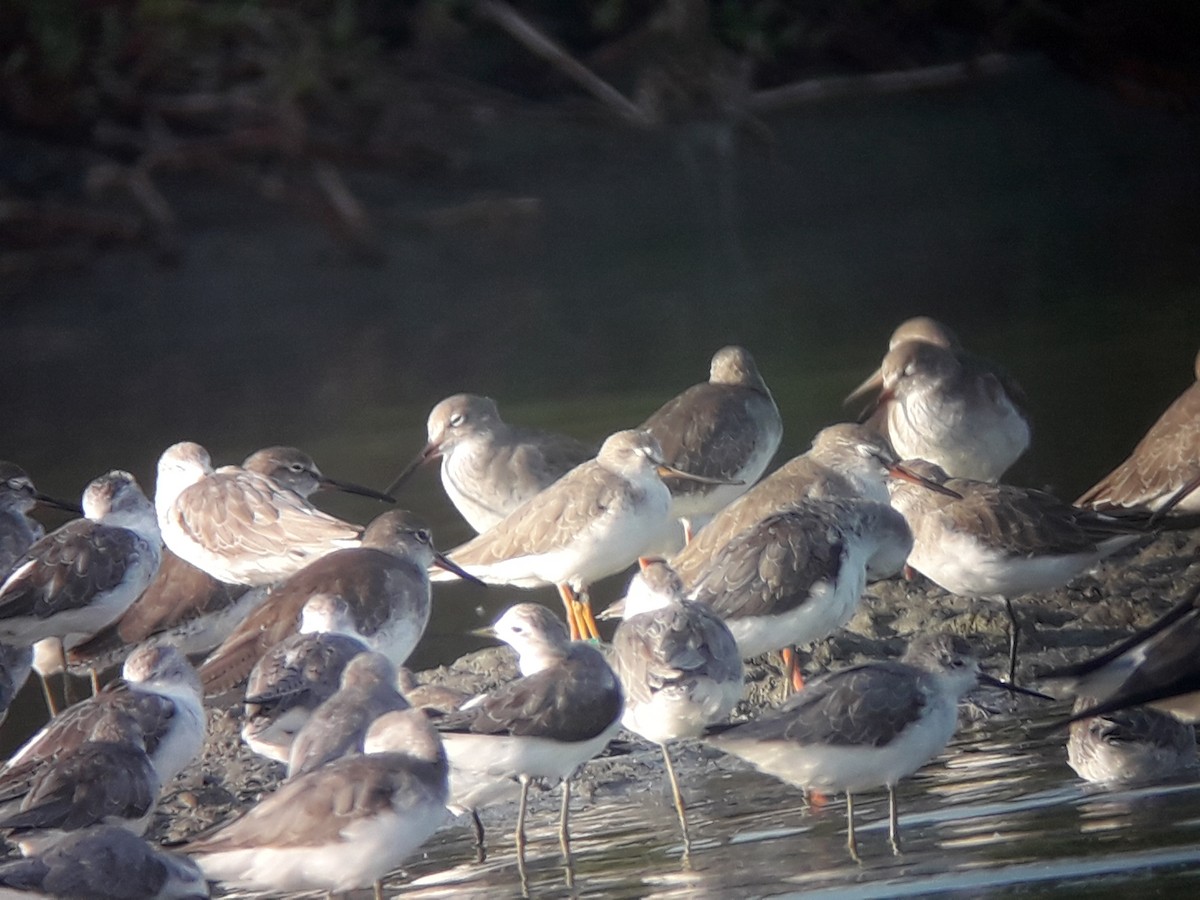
left=0, top=317, right=1197, bottom=898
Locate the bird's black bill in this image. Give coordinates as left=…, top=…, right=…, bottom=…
left=978, top=671, right=1056, bottom=701
left=385, top=443, right=441, bottom=497
left=35, top=492, right=83, bottom=515
left=433, top=552, right=487, bottom=587
left=318, top=476, right=396, bottom=504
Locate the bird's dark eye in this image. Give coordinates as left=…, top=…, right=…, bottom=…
left=289, top=462, right=305, bottom=473
left=449, top=414, right=465, bottom=427
left=416, top=529, right=431, bottom=544
left=511, top=625, right=524, bottom=634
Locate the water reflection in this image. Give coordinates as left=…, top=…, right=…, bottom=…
left=390, top=711, right=1200, bottom=898
left=3, top=61, right=1200, bottom=895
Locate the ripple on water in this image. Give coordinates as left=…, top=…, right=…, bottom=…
left=378, top=708, right=1200, bottom=899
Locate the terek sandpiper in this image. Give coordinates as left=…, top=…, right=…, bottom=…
left=435, top=603, right=623, bottom=856
left=848, top=317, right=1031, bottom=482
left=606, top=558, right=742, bottom=847
left=199, top=510, right=476, bottom=695
left=889, top=460, right=1144, bottom=682
left=679, top=497, right=912, bottom=691
left=430, top=429, right=735, bottom=641
left=0, top=825, right=209, bottom=899
left=286, top=651, right=409, bottom=778
left=1, top=645, right=205, bottom=798
left=706, top=632, right=1048, bottom=860
left=387, top=393, right=594, bottom=533
left=240, top=595, right=369, bottom=763
left=0, top=707, right=160, bottom=856
left=155, top=442, right=367, bottom=587
left=72, top=444, right=390, bottom=674
left=1077, top=346, right=1200, bottom=517
left=0, top=470, right=161, bottom=713
left=1067, top=696, right=1197, bottom=785
left=0, top=461, right=79, bottom=577
left=674, top=424, right=913, bottom=577
left=184, top=707, right=448, bottom=896
left=639, top=346, right=782, bottom=541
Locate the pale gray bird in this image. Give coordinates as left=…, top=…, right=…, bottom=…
left=607, top=557, right=742, bottom=848
left=1077, top=346, right=1200, bottom=517
left=286, top=651, right=409, bottom=778
left=0, top=471, right=161, bottom=713
left=0, top=825, right=209, bottom=899
left=705, top=633, right=1048, bottom=860
left=199, top=510, right=476, bottom=695
left=184, top=708, right=448, bottom=896
left=847, top=317, right=1031, bottom=482
left=638, top=346, right=782, bottom=541
left=888, top=460, right=1143, bottom=683
left=387, top=393, right=594, bottom=533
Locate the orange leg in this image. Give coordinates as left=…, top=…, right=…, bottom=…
left=557, top=583, right=583, bottom=641
left=781, top=647, right=806, bottom=693
left=576, top=588, right=602, bottom=641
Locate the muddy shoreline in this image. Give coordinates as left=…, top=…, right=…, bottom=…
left=135, top=526, right=1200, bottom=894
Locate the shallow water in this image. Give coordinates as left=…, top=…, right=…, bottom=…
left=390, top=706, right=1200, bottom=898
left=3, top=56, right=1200, bottom=894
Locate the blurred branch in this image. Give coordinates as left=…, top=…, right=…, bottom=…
left=474, top=0, right=653, bottom=127
left=749, top=53, right=1019, bottom=112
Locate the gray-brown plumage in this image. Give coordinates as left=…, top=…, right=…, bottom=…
left=888, top=460, right=1143, bottom=682
left=286, top=652, right=409, bottom=778
left=639, top=346, right=782, bottom=533
left=155, top=442, right=366, bottom=587
left=1077, top=347, right=1200, bottom=516
left=608, top=558, right=742, bottom=847
left=704, top=633, right=1042, bottom=859
left=0, top=461, right=79, bottom=578
left=387, top=393, right=595, bottom=533
left=436, top=604, right=623, bottom=855
left=431, top=429, right=728, bottom=641
left=1067, top=696, right=1197, bottom=785
left=673, top=424, right=900, bottom=575
left=182, top=708, right=448, bottom=895
left=71, top=446, right=389, bottom=675
left=198, top=510, right=461, bottom=695
left=0, top=646, right=204, bottom=800
left=862, top=333, right=1030, bottom=482
left=436, top=646, right=623, bottom=745
left=0, top=825, right=209, bottom=899
left=396, top=668, right=471, bottom=715
left=0, top=472, right=161, bottom=648
left=0, top=709, right=159, bottom=852
left=241, top=613, right=368, bottom=764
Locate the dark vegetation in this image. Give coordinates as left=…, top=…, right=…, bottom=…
left=2, top=0, right=1198, bottom=269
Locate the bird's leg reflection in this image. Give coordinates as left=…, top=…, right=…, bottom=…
left=846, top=792, right=862, bottom=864
left=661, top=744, right=692, bottom=855
left=471, top=809, right=487, bottom=863
left=558, top=777, right=572, bottom=857
left=515, top=775, right=531, bottom=855
left=888, top=784, right=903, bottom=856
